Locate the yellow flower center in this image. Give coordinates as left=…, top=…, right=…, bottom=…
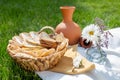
left=89, top=31, right=94, bottom=36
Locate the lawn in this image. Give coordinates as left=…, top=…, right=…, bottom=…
left=0, top=0, right=120, bottom=80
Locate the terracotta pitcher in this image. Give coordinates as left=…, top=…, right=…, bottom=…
left=55, top=6, right=81, bottom=45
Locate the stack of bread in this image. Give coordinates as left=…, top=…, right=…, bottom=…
left=7, top=26, right=68, bottom=71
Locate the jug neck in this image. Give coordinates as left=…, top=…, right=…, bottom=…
left=60, top=6, right=75, bottom=22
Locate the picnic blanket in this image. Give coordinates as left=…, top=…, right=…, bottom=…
left=36, top=28, right=120, bottom=80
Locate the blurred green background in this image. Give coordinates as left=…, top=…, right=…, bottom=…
left=0, top=0, right=120, bottom=80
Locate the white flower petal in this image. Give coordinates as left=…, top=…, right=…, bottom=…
left=73, top=55, right=82, bottom=68
left=82, top=24, right=101, bottom=42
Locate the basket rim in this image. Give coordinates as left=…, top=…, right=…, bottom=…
left=7, top=38, right=68, bottom=60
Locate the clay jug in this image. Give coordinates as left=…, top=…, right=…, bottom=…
left=55, top=6, right=81, bottom=45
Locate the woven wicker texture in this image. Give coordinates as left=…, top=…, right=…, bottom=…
left=7, top=26, right=68, bottom=71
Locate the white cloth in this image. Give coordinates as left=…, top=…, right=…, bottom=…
left=36, top=28, right=120, bottom=80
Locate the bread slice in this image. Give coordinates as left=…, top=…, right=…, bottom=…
left=49, top=45, right=95, bottom=74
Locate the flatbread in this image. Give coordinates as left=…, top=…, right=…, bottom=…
left=49, top=45, right=95, bottom=74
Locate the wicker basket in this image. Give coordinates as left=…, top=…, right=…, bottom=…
left=7, top=26, right=68, bottom=71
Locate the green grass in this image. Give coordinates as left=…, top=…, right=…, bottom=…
left=0, top=0, right=120, bottom=80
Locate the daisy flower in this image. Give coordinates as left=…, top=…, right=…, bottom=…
left=73, top=55, right=82, bottom=68
left=82, top=24, right=101, bottom=43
